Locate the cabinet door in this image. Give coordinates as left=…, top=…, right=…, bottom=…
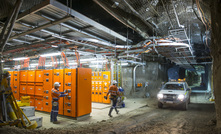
left=27, top=85, right=35, bottom=95
left=27, top=70, right=35, bottom=82
left=35, top=85, right=43, bottom=96
left=20, top=71, right=27, bottom=82
left=20, top=84, right=27, bottom=94
left=35, top=70, right=43, bottom=83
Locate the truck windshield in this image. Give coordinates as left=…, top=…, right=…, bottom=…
left=164, top=84, right=184, bottom=90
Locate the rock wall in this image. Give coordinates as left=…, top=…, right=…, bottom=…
left=211, top=0, right=221, bottom=129
left=122, top=62, right=168, bottom=98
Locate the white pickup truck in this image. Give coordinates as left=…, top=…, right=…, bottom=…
left=157, top=81, right=191, bottom=110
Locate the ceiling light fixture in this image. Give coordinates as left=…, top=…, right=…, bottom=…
left=40, top=52, right=61, bottom=57
left=13, top=57, right=28, bottom=61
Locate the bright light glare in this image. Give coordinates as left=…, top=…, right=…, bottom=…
left=157, top=94, right=163, bottom=99
left=4, top=68, right=10, bottom=70
left=40, top=52, right=61, bottom=57
left=13, top=57, right=28, bottom=61
left=90, top=60, right=107, bottom=63
left=178, top=94, right=185, bottom=100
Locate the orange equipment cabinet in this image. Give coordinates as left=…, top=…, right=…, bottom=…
left=94, top=81, right=99, bottom=102
left=98, top=71, right=103, bottom=80
left=94, top=71, right=98, bottom=80
left=30, top=95, right=35, bottom=106
left=35, top=70, right=43, bottom=83
left=13, top=71, right=20, bottom=100
left=102, top=71, right=110, bottom=81
left=102, top=81, right=111, bottom=104
left=91, top=81, right=95, bottom=102
left=76, top=68, right=92, bottom=117
left=43, top=70, right=53, bottom=112
left=20, top=70, right=27, bottom=82
left=64, top=69, right=76, bottom=117
left=92, top=72, right=94, bottom=81
left=98, top=81, right=103, bottom=103
left=9, top=71, right=14, bottom=90
left=27, top=70, right=35, bottom=83
left=35, top=96, right=43, bottom=111
left=35, top=85, right=43, bottom=96
left=53, top=69, right=64, bottom=115
left=27, top=84, right=35, bottom=95
left=20, top=83, right=27, bottom=94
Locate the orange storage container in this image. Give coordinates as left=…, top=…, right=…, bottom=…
left=76, top=68, right=92, bottom=117
left=35, top=97, right=43, bottom=111
left=53, top=69, right=64, bottom=115
left=27, top=85, right=34, bottom=95
left=27, top=70, right=35, bottom=83
left=35, top=85, right=43, bottom=96
left=35, top=70, right=43, bottom=83
left=20, top=71, right=27, bottom=82
left=20, top=83, right=27, bottom=94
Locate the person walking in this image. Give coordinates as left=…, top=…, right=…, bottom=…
left=105, top=80, right=120, bottom=117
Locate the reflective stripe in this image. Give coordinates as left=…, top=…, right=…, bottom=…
left=52, top=90, right=60, bottom=94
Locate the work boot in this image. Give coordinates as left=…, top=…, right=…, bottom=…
left=115, top=108, right=119, bottom=114
left=108, top=108, right=113, bottom=117
left=53, top=121, right=60, bottom=124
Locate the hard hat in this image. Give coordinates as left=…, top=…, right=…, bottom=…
left=3, top=70, right=9, bottom=76
left=112, top=80, right=117, bottom=84
left=118, top=87, right=124, bottom=92
left=54, top=82, right=60, bottom=87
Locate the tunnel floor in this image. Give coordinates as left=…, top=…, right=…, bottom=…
left=0, top=94, right=216, bottom=134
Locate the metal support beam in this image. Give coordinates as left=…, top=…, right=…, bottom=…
left=0, top=0, right=23, bottom=53
left=9, top=16, right=72, bottom=40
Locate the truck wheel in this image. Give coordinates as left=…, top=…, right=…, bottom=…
left=182, top=102, right=188, bottom=111
left=158, top=102, right=163, bottom=109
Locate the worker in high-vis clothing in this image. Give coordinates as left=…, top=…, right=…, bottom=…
left=105, top=80, right=120, bottom=117
left=50, top=82, right=68, bottom=124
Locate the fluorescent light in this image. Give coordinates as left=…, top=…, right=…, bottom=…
left=30, top=63, right=38, bottom=66
left=40, top=52, right=61, bottom=57
left=90, top=60, right=107, bottom=63
left=89, top=65, right=103, bottom=68
left=1, top=60, right=4, bottom=63
left=13, top=57, right=28, bottom=61
left=12, top=39, right=31, bottom=44
left=51, top=45, right=58, bottom=48
left=120, top=63, right=128, bottom=66
left=25, top=35, right=45, bottom=41
left=80, top=58, right=104, bottom=62
left=69, top=63, right=77, bottom=65
left=4, top=68, right=10, bottom=70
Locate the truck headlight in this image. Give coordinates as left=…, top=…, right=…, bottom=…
left=157, top=93, right=163, bottom=99
left=178, top=94, right=185, bottom=100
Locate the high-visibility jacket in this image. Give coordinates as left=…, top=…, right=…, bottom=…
left=51, top=88, right=61, bottom=102
left=108, top=85, right=119, bottom=96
